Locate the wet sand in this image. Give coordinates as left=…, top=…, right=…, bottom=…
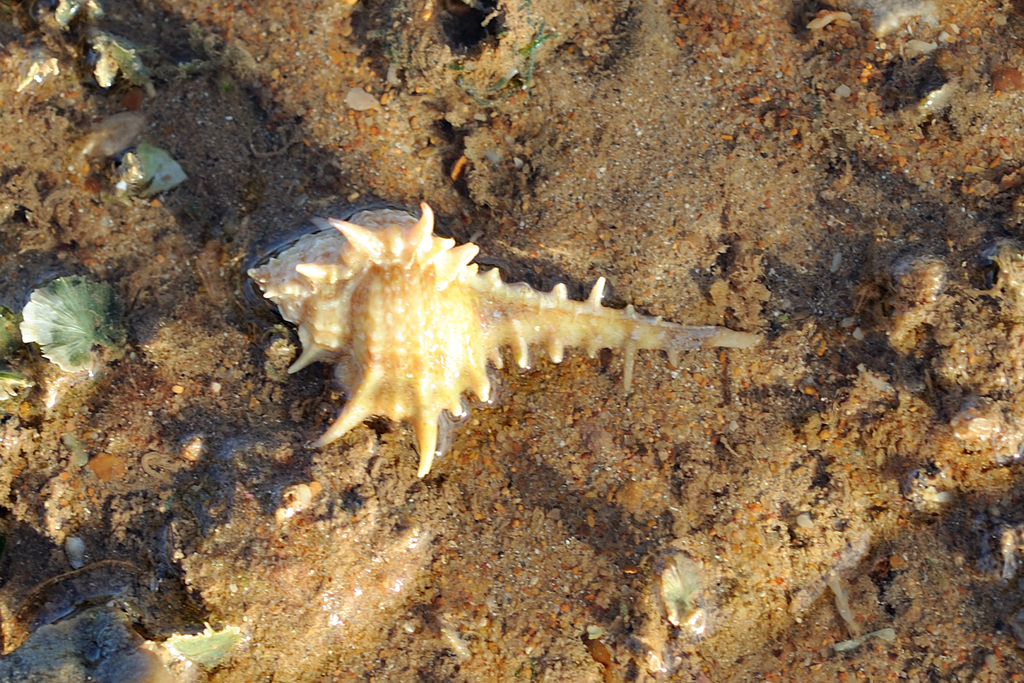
left=3, top=0, right=1024, bottom=680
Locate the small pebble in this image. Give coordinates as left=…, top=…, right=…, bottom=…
left=796, top=512, right=813, bottom=528
left=344, top=87, right=379, bottom=111
left=891, top=254, right=947, bottom=306
left=904, top=40, right=937, bottom=58
left=1011, top=609, right=1024, bottom=648
left=992, top=66, right=1024, bottom=92
left=807, top=10, right=851, bottom=30
left=65, top=536, right=86, bottom=569
left=180, top=435, right=204, bottom=462
left=440, top=621, right=471, bottom=661
left=78, top=112, right=145, bottom=158
left=951, top=398, right=1001, bottom=442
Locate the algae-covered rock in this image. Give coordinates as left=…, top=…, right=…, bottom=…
left=0, top=606, right=171, bottom=683
left=0, top=306, right=33, bottom=402
left=87, top=28, right=152, bottom=93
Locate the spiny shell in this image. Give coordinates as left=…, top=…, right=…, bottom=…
left=249, top=203, right=758, bottom=477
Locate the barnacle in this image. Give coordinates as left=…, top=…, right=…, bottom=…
left=249, top=203, right=758, bottom=477
left=118, top=141, right=189, bottom=197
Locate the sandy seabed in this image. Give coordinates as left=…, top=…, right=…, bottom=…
left=3, top=0, right=1024, bottom=681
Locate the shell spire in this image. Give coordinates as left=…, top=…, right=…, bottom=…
left=248, top=202, right=759, bottom=478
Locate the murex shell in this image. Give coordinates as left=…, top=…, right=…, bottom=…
left=249, top=203, right=758, bottom=477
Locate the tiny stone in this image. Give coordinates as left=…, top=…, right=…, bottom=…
left=180, top=435, right=204, bottom=462
left=796, top=512, right=813, bottom=528
left=904, top=40, right=937, bottom=58
left=65, top=536, right=86, bottom=569
left=872, top=627, right=896, bottom=642
left=1013, top=609, right=1024, bottom=648
left=830, top=252, right=843, bottom=272
left=992, top=66, right=1024, bottom=92
left=344, top=87, right=379, bottom=111
left=835, top=84, right=851, bottom=98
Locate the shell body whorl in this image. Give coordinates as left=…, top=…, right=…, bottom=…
left=249, top=202, right=758, bottom=477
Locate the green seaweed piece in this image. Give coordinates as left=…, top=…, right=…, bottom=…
left=165, top=624, right=242, bottom=668
left=19, top=276, right=124, bottom=374
left=518, top=21, right=557, bottom=57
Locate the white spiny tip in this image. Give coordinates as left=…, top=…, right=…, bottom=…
left=410, top=202, right=436, bottom=258
left=623, top=345, right=637, bottom=392
left=330, top=218, right=385, bottom=261
left=433, top=242, right=479, bottom=287
left=587, top=278, right=606, bottom=308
